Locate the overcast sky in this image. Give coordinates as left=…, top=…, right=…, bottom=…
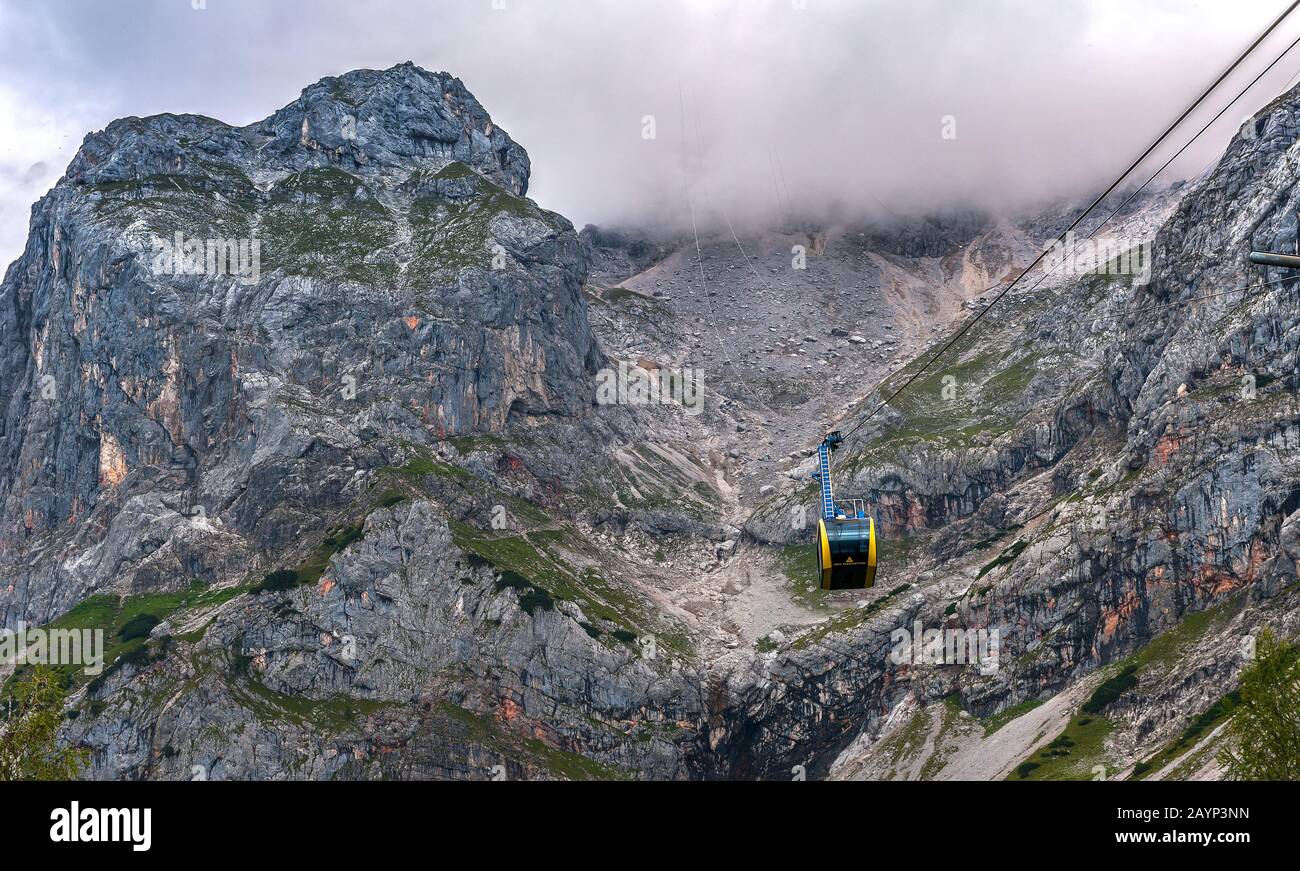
left=3, top=0, right=1300, bottom=266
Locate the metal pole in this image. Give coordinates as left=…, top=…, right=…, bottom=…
left=1248, top=251, right=1300, bottom=269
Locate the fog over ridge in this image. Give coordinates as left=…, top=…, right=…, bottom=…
left=2, top=0, right=1298, bottom=260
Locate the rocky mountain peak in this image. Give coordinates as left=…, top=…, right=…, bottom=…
left=250, top=63, right=531, bottom=194
left=63, top=62, right=530, bottom=196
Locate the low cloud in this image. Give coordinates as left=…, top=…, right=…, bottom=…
left=1, top=0, right=1297, bottom=264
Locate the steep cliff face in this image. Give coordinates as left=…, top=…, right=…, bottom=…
left=0, top=63, right=601, bottom=628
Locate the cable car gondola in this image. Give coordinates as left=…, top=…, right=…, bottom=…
left=812, top=431, right=877, bottom=589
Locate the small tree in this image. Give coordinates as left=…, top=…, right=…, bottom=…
left=0, top=667, right=89, bottom=780
left=1220, top=629, right=1300, bottom=781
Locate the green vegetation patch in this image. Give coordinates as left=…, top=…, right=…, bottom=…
left=1009, top=713, right=1114, bottom=781
left=975, top=538, right=1028, bottom=580
left=1081, top=663, right=1138, bottom=714
left=378, top=447, right=472, bottom=481
left=117, top=613, right=161, bottom=642
left=1011, top=597, right=1248, bottom=781
left=260, top=167, right=401, bottom=285
left=447, top=434, right=505, bottom=456
left=775, top=543, right=828, bottom=611
left=224, top=652, right=388, bottom=733
left=407, top=163, right=559, bottom=280
left=491, top=567, right=556, bottom=614
left=451, top=522, right=663, bottom=648
left=1130, top=690, right=1240, bottom=779
left=89, top=166, right=259, bottom=239
left=2, top=580, right=251, bottom=702
left=251, top=521, right=365, bottom=594
left=1126, top=599, right=1240, bottom=675
left=854, top=334, right=1041, bottom=464
left=982, top=698, right=1046, bottom=737
left=971, top=523, right=1024, bottom=552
